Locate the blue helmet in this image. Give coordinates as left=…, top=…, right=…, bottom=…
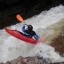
left=28, top=25, right=33, bottom=30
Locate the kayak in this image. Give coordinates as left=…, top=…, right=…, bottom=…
left=4, top=28, right=38, bottom=44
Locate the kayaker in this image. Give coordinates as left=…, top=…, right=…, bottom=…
left=22, top=24, right=39, bottom=40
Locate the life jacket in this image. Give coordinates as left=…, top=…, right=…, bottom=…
left=23, top=30, right=36, bottom=38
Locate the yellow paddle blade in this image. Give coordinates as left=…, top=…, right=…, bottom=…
left=16, top=14, right=24, bottom=22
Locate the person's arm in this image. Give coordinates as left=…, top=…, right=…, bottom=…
left=22, top=24, right=28, bottom=32
left=34, top=34, right=39, bottom=40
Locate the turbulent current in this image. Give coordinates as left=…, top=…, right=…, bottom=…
left=0, top=5, right=64, bottom=63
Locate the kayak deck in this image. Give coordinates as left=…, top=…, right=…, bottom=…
left=4, top=28, right=38, bottom=44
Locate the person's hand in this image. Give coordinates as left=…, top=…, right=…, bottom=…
left=38, top=37, right=46, bottom=42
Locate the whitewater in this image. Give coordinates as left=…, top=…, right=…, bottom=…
left=0, top=5, right=64, bottom=63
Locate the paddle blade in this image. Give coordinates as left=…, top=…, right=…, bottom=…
left=16, top=14, right=24, bottom=22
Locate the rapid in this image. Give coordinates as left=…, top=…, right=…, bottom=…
left=0, top=5, right=64, bottom=63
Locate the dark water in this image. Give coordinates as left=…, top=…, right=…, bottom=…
left=0, top=0, right=64, bottom=29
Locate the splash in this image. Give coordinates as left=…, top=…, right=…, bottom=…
left=29, top=43, right=64, bottom=63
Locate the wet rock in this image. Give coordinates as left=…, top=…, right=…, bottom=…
left=0, top=56, right=64, bottom=64
left=50, top=27, right=64, bottom=55
left=50, top=62, right=64, bottom=64
left=5, top=61, right=10, bottom=64
left=1, top=56, right=49, bottom=64
left=0, top=63, right=4, bottom=64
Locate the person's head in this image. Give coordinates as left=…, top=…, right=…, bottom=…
left=28, top=25, right=33, bottom=31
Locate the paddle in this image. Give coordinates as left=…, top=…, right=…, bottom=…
left=16, top=14, right=24, bottom=22
left=16, top=14, right=26, bottom=24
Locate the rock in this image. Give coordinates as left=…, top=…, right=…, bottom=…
left=50, top=26, right=64, bottom=55
left=1, top=56, right=49, bottom=64
left=0, top=56, right=64, bottom=64
left=50, top=62, right=64, bottom=64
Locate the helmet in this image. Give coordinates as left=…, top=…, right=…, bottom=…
left=28, top=25, right=33, bottom=30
